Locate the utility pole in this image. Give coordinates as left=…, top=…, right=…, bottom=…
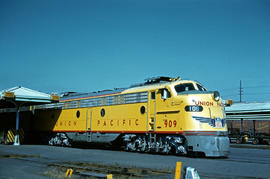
left=240, top=80, right=243, bottom=102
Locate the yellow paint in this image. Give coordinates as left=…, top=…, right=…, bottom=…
left=107, top=174, right=113, bottom=179
left=5, top=128, right=24, bottom=144
left=34, top=79, right=227, bottom=134
left=50, top=94, right=60, bottom=101
left=65, top=169, right=73, bottom=177
left=175, top=162, right=182, bottom=179
left=7, top=129, right=14, bottom=143
left=4, top=91, right=14, bottom=98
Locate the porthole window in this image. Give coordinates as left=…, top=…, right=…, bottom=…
left=76, top=110, right=80, bottom=118
left=101, top=108, right=105, bottom=117
left=140, top=106, right=146, bottom=114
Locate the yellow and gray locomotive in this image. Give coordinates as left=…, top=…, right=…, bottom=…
left=34, top=76, right=230, bottom=157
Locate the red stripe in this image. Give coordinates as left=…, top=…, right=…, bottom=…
left=52, top=130, right=178, bottom=133
left=149, top=131, right=183, bottom=134
left=184, top=131, right=217, bottom=133
left=52, top=130, right=147, bottom=133
left=60, top=92, right=122, bottom=102
left=53, top=130, right=87, bottom=133
left=52, top=130, right=222, bottom=136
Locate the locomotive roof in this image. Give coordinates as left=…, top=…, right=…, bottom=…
left=123, top=79, right=196, bottom=94
left=60, top=77, right=198, bottom=101
left=60, top=88, right=126, bottom=101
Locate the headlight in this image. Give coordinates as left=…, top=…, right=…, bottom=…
left=213, top=91, right=220, bottom=101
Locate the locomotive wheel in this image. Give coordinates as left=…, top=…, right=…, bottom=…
left=252, top=138, right=259, bottom=145
left=243, top=136, right=249, bottom=143
left=236, top=138, right=241, bottom=144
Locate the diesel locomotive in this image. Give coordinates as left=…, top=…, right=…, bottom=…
left=33, top=76, right=230, bottom=157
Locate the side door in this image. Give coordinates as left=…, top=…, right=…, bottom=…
left=86, top=109, right=92, bottom=142
left=155, top=88, right=180, bottom=132
left=148, top=90, right=157, bottom=132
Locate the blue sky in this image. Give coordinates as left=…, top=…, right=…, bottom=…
left=1, top=0, right=270, bottom=102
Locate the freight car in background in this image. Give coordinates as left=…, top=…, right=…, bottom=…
left=32, top=76, right=230, bottom=157
left=225, top=102, right=270, bottom=145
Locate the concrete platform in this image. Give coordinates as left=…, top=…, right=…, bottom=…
left=0, top=144, right=270, bottom=178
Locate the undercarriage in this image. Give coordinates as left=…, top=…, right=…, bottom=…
left=46, top=132, right=229, bottom=157
left=47, top=132, right=187, bottom=155
left=123, top=134, right=187, bottom=155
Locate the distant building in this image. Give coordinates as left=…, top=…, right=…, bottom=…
left=225, top=102, right=270, bottom=144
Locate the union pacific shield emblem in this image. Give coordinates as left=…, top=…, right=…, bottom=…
left=192, top=116, right=226, bottom=128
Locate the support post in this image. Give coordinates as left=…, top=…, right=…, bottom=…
left=253, top=120, right=256, bottom=137
left=175, top=162, right=182, bottom=179
left=107, top=174, right=113, bottom=179
left=240, top=118, right=243, bottom=134
left=240, top=80, right=243, bottom=102
left=14, top=107, right=20, bottom=146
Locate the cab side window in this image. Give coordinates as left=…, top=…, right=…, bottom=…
left=175, top=83, right=195, bottom=93
left=161, top=88, right=171, bottom=99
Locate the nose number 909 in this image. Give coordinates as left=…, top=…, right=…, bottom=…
left=164, top=120, right=177, bottom=128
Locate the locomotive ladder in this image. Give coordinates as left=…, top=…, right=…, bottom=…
left=86, top=110, right=92, bottom=142
left=148, top=116, right=157, bottom=148
left=149, top=133, right=157, bottom=149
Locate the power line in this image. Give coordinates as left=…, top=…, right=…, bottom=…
left=219, top=87, right=239, bottom=91
left=239, top=80, right=243, bottom=102
left=243, top=92, right=270, bottom=96
left=243, top=85, right=270, bottom=89
left=219, top=83, right=270, bottom=92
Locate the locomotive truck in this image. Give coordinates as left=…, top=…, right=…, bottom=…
left=33, top=76, right=230, bottom=157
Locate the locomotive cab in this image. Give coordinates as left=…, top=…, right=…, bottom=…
left=171, top=81, right=230, bottom=157
left=143, top=79, right=229, bottom=157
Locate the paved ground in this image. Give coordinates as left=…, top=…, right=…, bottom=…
left=0, top=144, right=270, bottom=179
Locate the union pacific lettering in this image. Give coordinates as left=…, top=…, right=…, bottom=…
left=56, top=121, right=77, bottom=127
left=97, top=119, right=139, bottom=127
left=194, top=101, right=214, bottom=106
left=194, top=101, right=224, bottom=107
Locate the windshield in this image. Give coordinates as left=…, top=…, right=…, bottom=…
left=197, top=83, right=207, bottom=91
left=175, top=83, right=207, bottom=94
left=175, top=83, right=195, bottom=93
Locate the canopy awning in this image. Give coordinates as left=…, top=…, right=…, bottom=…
left=0, top=86, right=59, bottom=104
left=225, top=102, right=270, bottom=120
left=225, top=102, right=270, bottom=113
left=0, top=86, right=59, bottom=145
